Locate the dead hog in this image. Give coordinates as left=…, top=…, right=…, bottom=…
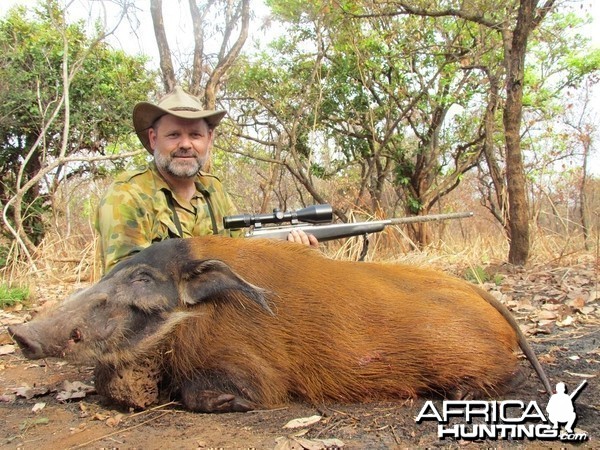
left=9, top=236, right=551, bottom=413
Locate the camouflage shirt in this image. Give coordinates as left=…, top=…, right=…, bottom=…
left=96, top=163, right=240, bottom=274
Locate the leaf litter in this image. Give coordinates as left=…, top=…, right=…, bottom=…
left=0, top=255, right=598, bottom=447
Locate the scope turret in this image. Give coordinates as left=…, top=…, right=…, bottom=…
left=223, top=204, right=333, bottom=229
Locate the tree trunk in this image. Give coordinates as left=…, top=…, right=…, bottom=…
left=188, top=0, right=204, bottom=96
left=580, top=134, right=591, bottom=250
left=150, top=0, right=175, bottom=92
left=503, top=0, right=556, bottom=265
left=481, top=70, right=509, bottom=229
left=503, top=0, right=534, bottom=265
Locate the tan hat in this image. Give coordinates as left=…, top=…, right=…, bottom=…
left=133, top=86, right=227, bottom=153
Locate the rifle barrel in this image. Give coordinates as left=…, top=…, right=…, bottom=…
left=569, top=380, right=588, bottom=400
left=388, top=211, right=473, bottom=225
left=247, top=211, right=473, bottom=241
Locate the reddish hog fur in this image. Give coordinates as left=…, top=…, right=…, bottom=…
left=9, top=237, right=551, bottom=412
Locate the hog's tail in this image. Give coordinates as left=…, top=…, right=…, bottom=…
left=470, top=284, right=553, bottom=395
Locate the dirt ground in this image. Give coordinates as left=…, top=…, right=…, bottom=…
left=1, top=256, right=598, bottom=449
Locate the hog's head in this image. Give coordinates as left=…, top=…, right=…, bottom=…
left=8, top=239, right=270, bottom=366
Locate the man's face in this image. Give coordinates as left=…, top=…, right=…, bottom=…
left=149, top=114, right=214, bottom=179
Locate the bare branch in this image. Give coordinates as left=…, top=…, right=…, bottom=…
left=205, top=0, right=250, bottom=108
left=188, top=0, right=205, bottom=95
left=339, top=1, right=501, bottom=30
left=150, top=0, right=175, bottom=92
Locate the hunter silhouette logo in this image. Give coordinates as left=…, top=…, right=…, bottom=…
left=415, top=380, right=589, bottom=442
left=546, top=380, right=587, bottom=434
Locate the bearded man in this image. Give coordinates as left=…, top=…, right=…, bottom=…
left=96, top=87, right=316, bottom=274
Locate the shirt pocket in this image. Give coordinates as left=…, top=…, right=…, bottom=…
left=154, top=204, right=182, bottom=240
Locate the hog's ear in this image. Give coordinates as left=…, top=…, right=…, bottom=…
left=180, top=259, right=272, bottom=314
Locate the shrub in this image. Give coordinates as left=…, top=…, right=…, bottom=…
left=0, top=284, right=29, bottom=308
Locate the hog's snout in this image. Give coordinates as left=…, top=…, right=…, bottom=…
left=8, top=324, right=46, bottom=359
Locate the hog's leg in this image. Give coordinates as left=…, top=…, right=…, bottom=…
left=94, top=356, right=163, bottom=409
left=444, top=367, right=526, bottom=400
left=179, top=372, right=257, bottom=413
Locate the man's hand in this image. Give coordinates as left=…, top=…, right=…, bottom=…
left=287, top=229, right=319, bottom=248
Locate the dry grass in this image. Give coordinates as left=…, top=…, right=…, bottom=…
left=323, top=223, right=598, bottom=288
left=0, top=220, right=99, bottom=295
left=1, top=213, right=598, bottom=298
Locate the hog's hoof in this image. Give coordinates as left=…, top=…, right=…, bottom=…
left=94, top=361, right=162, bottom=409
left=181, top=389, right=256, bottom=413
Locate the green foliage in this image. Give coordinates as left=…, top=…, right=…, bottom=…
left=464, top=266, right=504, bottom=285
left=0, top=1, right=157, bottom=243
left=406, top=197, right=423, bottom=215
left=524, top=9, right=599, bottom=108
left=309, top=163, right=326, bottom=179
left=19, top=417, right=49, bottom=431
left=0, top=284, right=29, bottom=308
left=566, top=48, right=600, bottom=78
left=0, top=245, right=9, bottom=268
left=232, top=0, right=595, bottom=247
left=0, top=3, right=155, bottom=160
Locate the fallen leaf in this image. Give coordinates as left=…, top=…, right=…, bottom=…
left=79, top=402, right=91, bottom=418
left=0, top=311, right=28, bottom=325
left=283, top=415, right=322, bottom=429
left=580, top=306, right=595, bottom=315
left=567, top=297, right=586, bottom=309
left=275, top=435, right=344, bottom=450
left=556, top=316, right=574, bottom=327
left=514, top=301, right=535, bottom=312
left=106, top=413, right=124, bottom=427
left=274, top=437, right=295, bottom=450
left=69, top=423, right=87, bottom=435
left=56, top=380, right=95, bottom=402
left=0, top=344, right=16, bottom=355
left=15, top=385, right=50, bottom=399
left=0, top=394, right=16, bottom=403
left=92, top=413, right=110, bottom=421
left=297, top=437, right=345, bottom=449
left=32, top=402, right=46, bottom=413
left=536, top=310, right=558, bottom=320
left=538, top=354, right=557, bottom=364
left=568, top=355, right=581, bottom=361
left=519, top=323, right=536, bottom=336
left=540, top=303, right=561, bottom=311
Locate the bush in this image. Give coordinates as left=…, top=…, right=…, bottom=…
left=0, top=284, right=29, bottom=308
left=464, top=266, right=504, bottom=285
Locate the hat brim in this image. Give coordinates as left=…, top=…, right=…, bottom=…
left=133, top=102, right=226, bottom=153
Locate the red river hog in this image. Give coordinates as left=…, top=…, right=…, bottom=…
left=9, top=236, right=552, bottom=412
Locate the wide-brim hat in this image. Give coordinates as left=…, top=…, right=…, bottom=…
left=133, top=86, right=227, bottom=153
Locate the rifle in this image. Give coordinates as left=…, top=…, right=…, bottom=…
left=568, top=380, right=587, bottom=400
left=223, top=204, right=473, bottom=258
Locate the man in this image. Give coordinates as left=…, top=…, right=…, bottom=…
left=546, top=382, right=578, bottom=434
left=96, top=86, right=316, bottom=274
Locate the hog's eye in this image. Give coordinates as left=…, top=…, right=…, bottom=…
left=131, top=271, right=153, bottom=284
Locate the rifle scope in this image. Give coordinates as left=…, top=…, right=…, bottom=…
left=223, top=204, right=333, bottom=229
